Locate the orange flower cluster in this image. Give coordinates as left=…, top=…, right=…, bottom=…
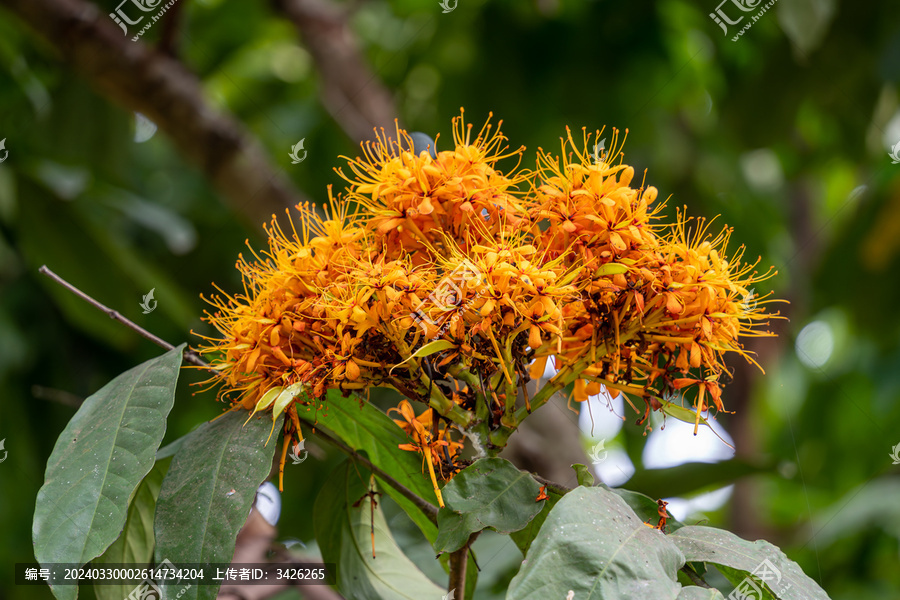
left=198, top=110, right=778, bottom=492
left=389, top=400, right=464, bottom=507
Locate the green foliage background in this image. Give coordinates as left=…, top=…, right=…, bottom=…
left=1, top=0, right=899, bottom=598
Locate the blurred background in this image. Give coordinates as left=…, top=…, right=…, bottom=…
left=1, top=0, right=899, bottom=598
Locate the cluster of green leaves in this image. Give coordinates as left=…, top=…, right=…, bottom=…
left=32, top=347, right=283, bottom=600
left=33, top=348, right=832, bottom=600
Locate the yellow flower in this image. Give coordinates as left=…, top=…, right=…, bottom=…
left=338, top=110, right=530, bottom=261
left=198, top=111, right=782, bottom=489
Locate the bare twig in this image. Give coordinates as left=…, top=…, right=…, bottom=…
left=38, top=265, right=210, bottom=370
left=529, top=472, right=574, bottom=496
left=0, top=0, right=308, bottom=227
left=272, top=0, right=398, bottom=142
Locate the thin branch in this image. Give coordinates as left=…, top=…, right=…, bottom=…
left=447, top=531, right=479, bottom=600
left=680, top=565, right=713, bottom=588
left=295, top=414, right=440, bottom=522
left=529, top=472, right=574, bottom=496
left=272, top=0, right=398, bottom=142
left=0, top=0, right=308, bottom=228
left=38, top=265, right=211, bottom=370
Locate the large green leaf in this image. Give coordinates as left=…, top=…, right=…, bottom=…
left=715, top=565, right=778, bottom=600
left=669, top=526, right=831, bottom=600
left=314, top=460, right=446, bottom=600
left=509, top=485, right=564, bottom=556
left=506, top=486, right=685, bottom=600
left=434, top=458, right=543, bottom=555
left=307, top=391, right=440, bottom=540
left=509, top=476, right=686, bottom=557
left=32, top=345, right=184, bottom=600
left=677, top=587, right=727, bottom=600
left=93, top=456, right=172, bottom=600
left=153, top=410, right=284, bottom=600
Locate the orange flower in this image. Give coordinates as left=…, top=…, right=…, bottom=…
left=339, top=110, right=530, bottom=260
left=389, top=400, right=464, bottom=507
left=197, top=111, right=782, bottom=490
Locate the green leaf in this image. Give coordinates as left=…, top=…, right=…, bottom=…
left=506, top=486, right=685, bottom=600
left=154, top=410, right=285, bottom=600
left=571, top=463, right=595, bottom=487
left=412, top=339, right=456, bottom=357
left=603, top=485, right=685, bottom=534
left=314, top=461, right=445, bottom=600
left=669, top=526, right=831, bottom=600
left=594, top=262, right=629, bottom=277
left=716, top=565, right=777, bottom=600
left=308, top=391, right=439, bottom=542
left=434, top=458, right=543, bottom=554
left=93, top=456, right=172, bottom=600
left=272, top=382, right=308, bottom=422
left=249, top=385, right=282, bottom=417
left=676, top=587, right=727, bottom=600
left=32, top=345, right=184, bottom=600
left=658, top=400, right=730, bottom=446
left=156, top=434, right=189, bottom=461
left=509, top=485, right=564, bottom=556
left=390, top=339, right=456, bottom=373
